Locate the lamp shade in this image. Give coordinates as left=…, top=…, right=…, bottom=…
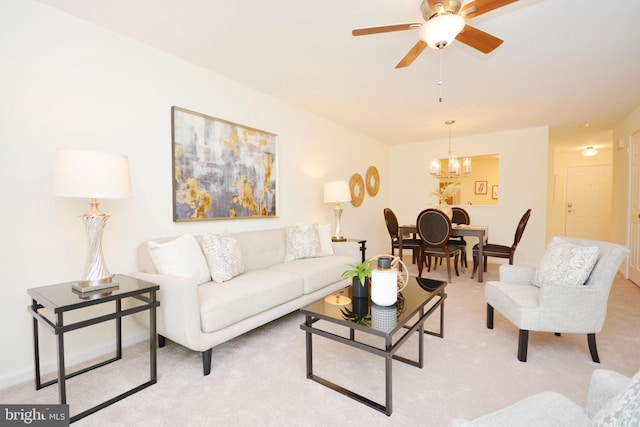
left=53, top=149, right=132, bottom=199
left=419, top=14, right=465, bottom=49
left=323, top=181, right=351, bottom=203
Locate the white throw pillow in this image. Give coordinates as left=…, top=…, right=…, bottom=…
left=532, top=237, right=599, bottom=287
left=298, top=223, right=333, bottom=256
left=148, top=234, right=211, bottom=284
left=592, top=370, right=640, bottom=426
left=201, top=231, right=244, bottom=283
left=285, top=224, right=321, bottom=262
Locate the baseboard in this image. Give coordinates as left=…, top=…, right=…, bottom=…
left=0, top=331, right=149, bottom=389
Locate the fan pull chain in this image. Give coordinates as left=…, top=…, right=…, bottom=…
left=437, top=49, right=443, bottom=103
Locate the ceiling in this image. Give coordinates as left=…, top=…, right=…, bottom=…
left=35, top=0, right=640, bottom=151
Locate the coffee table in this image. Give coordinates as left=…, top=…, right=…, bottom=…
left=299, top=276, right=447, bottom=416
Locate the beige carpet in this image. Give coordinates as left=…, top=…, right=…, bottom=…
left=2, top=262, right=639, bottom=427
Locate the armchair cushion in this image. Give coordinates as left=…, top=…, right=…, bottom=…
left=448, top=369, right=634, bottom=427
left=532, top=237, right=599, bottom=287
left=591, top=370, right=640, bottom=426
left=448, top=391, right=589, bottom=427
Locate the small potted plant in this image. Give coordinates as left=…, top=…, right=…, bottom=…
left=341, top=259, right=373, bottom=298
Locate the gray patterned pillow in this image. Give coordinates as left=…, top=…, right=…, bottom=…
left=284, top=224, right=321, bottom=262
left=532, top=237, right=599, bottom=287
left=202, top=231, right=244, bottom=283
left=592, top=370, right=640, bottom=426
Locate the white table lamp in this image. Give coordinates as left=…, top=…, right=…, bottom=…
left=323, top=181, right=351, bottom=241
left=53, top=149, right=132, bottom=294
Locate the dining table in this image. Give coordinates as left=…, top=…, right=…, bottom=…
left=398, top=224, right=488, bottom=283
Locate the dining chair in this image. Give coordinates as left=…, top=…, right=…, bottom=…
left=451, top=207, right=470, bottom=271
left=471, top=208, right=532, bottom=279
left=383, top=208, right=421, bottom=264
left=416, top=208, right=461, bottom=283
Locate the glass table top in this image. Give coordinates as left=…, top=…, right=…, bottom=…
left=300, top=276, right=446, bottom=336
left=27, top=274, right=158, bottom=312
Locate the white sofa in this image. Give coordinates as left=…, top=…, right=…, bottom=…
left=448, top=369, right=640, bottom=426
left=130, top=227, right=360, bottom=375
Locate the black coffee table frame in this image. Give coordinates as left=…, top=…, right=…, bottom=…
left=299, top=277, right=446, bottom=416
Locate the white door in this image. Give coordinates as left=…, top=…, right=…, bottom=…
left=565, top=165, right=612, bottom=240
left=628, top=131, right=640, bottom=285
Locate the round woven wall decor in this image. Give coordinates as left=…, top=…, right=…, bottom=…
left=365, top=165, right=380, bottom=196
left=349, top=173, right=365, bottom=207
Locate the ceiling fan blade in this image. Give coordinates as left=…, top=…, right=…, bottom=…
left=352, top=23, right=421, bottom=37
left=461, top=0, right=518, bottom=19
left=455, top=24, right=503, bottom=53
left=395, top=40, right=428, bottom=68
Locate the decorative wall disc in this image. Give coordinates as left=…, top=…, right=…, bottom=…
left=349, top=173, right=365, bottom=207
left=365, top=165, right=380, bottom=196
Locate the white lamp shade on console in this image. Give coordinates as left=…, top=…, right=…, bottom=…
left=323, top=181, right=351, bottom=241
left=53, top=149, right=132, bottom=295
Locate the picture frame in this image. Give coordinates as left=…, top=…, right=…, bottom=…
left=475, top=181, right=488, bottom=195
left=492, top=185, right=499, bottom=199
left=171, top=106, right=278, bottom=221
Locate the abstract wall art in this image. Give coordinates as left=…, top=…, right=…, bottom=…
left=171, top=106, right=278, bottom=221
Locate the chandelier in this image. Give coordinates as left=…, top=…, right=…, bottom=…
left=430, top=120, right=471, bottom=178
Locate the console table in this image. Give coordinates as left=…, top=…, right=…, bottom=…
left=27, top=274, right=159, bottom=423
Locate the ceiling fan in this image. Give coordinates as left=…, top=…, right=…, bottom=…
left=352, top=0, right=518, bottom=68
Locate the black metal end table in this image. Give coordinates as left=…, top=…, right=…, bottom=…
left=27, top=274, right=159, bottom=423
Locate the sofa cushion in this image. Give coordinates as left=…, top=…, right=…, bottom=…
left=532, top=237, right=599, bottom=287
left=271, top=254, right=352, bottom=294
left=592, top=370, right=640, bottom=426
left=299, top=223, right=334, bottom=256
left=202, top=231, right=244, bottom=283
left=198, top=269, right=304, bottom=333
left=284, top=224, right=321, bottom=262
left=148, top=234, right=210, bottom=284
left=232, top=228, right=287, bottom=272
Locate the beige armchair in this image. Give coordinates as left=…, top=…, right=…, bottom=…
left=484, top=236, right=629, bottom=362
left=448, top=369, right=639, bottom=426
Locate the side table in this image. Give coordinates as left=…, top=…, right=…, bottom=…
left=346, top=238, right=367, bottom=262
left=27, top=274, right=159, bottom=423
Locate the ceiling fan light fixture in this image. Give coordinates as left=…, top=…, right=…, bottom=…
left=419, top=13, right=465, bottom=49
left=582, top=146, right=598, bottom=157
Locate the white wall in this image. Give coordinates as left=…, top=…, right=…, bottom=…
left=0, top=1, right=390, bottom=386
left=389, top=127, right=549, bottom=266
left=613, top=105, right=640, bottom=248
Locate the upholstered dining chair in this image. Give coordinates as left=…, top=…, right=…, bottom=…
left=451, top=207, right=471, bottom=271
left=383, top=208, right=421, bottom=264
left=416, top=208, right=461, bottom=283
left=485, top=236, right=629, bottom=362
left=471, top=208, right=531, bottom=279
